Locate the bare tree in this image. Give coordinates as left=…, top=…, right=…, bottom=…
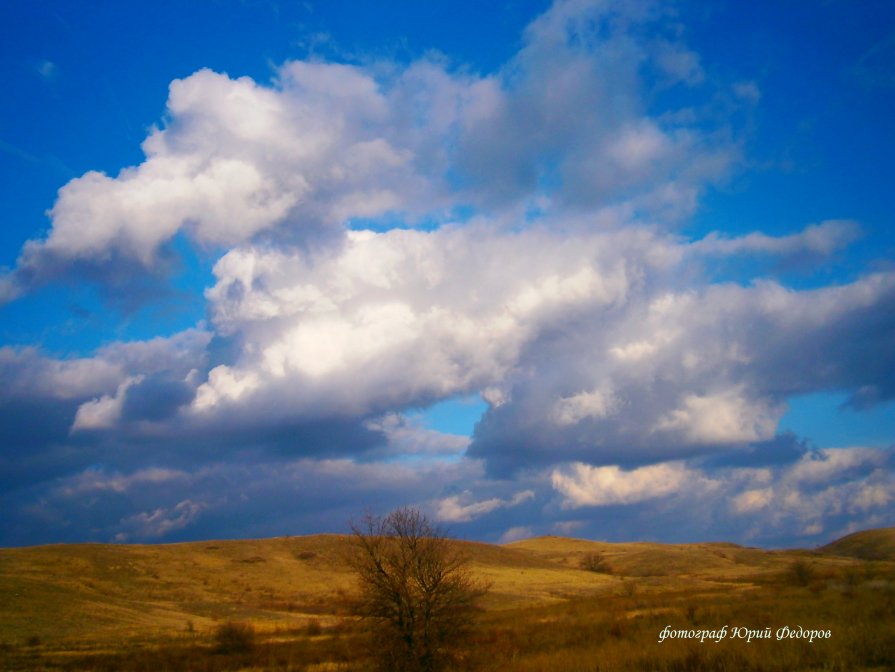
left=579, top=551, right=613, bottom=574
left=349, top=507, right=487, bottom=672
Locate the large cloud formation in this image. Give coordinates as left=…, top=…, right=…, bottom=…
left=1, top=0, right=892, bottom=547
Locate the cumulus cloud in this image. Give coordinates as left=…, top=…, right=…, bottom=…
left=551, top=386, right=619, bottom=426
left=731, top=487, right=774, bottom=514
left=191, top=225, right=635, bottom=419
left=72, top=375, right=145, bottom=431
left=0, top=346, right=122, bottom=400
left=4, top=221, right=892, bottom=542
left=0, top=330, right=210, bottom=502
left=457, top=0, right=731, bottom=214
left=86, top=65, right=412, bottom=247
left=2, top=0, right=739, bottom=302
left=551, top=461, right=713, bottom=507
left=547, top=446, right=894, bottom=545
left=0, top=328, right=208, bottom=411
left=2, top=64, right=433, bottom=298
left=468, top=268, right=895, bottom=474
left=1, top=0, right=893, bottom=548
left=782, top=447, right=888, bottom=488
left=723, top=447, right=894, bottom=539
left=654, top=387, right=782, bottom=445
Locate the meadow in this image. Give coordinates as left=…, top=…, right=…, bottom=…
left=1, top=528, right=893, bottom=671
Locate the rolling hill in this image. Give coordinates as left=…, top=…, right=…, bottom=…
left=0, top=528, right=890, bottom=650
left=818, top=526, right=895, bottom=561
left=0, top=534, right=611, bottom=645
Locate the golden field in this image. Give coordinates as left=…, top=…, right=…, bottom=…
left=1, top=527, right=893, bottom=670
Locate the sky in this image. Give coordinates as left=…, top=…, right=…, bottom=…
left=1, top=0, right=893, bottom=548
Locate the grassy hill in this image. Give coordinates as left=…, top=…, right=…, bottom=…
left=0, top=535, right=356, bottom=644
left=818, top=526, right=895, bottom=561
left=506, top=535, right=787, bottom=578
left=1, top=529, right=894, bottom=670
left=0, top=534, right=615, bottom=645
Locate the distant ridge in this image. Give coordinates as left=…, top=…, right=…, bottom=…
left=819, top=526, right=895, bottom=561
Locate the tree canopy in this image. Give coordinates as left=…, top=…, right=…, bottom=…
left=350, top=507, right=488, bottom=672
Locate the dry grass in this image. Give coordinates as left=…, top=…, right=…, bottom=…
left=819, top=526, right=895, bottom=561
left=1, top=529, right=894, bottom=670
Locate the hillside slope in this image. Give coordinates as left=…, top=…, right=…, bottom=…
left=1, top=529, right=885, bottom=647
left=0, top=535, right=355, bottom=643
left=0, top=534, right=608, bottom=644
left=819, top=526, right=895, bottom=560
left=505, top=535, right=789, bottom=578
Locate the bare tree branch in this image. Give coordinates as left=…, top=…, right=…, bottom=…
left=349, top=507, right=488, bottom=672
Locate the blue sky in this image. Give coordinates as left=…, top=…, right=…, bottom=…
left=1, top=0, right=893, bottom=548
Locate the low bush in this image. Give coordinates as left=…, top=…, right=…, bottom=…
left=213, top=621, right=255, bottom=654
left=789, top=558, right=814, bottom=587
left=580, top=551, right=613, bottom=574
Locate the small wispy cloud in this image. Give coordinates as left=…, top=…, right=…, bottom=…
left=116, top=499, right=206, bottom=541
left=35, top=59, right=58, bottom=80
left=435, top=490, right=534, bottom=523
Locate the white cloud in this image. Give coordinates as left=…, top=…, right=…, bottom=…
left=551, top=461, right=712, bottom=508
left=787, top=447, right=885, bottom=484
left=0, top=347, right=122, bottom=400
left=3, top=0, right=743, bottom=301
left=551, top=386, right=619, bottom=426
left=724, top=447, right=894, bottom=535
left=547, top=446, right=893, bottom=543
left=192, top=226, right=637, bottom=417
left=654, top=387, right=783, bottom=445
left=192, top=366, right=260, bottom=411
left=455, top=0, right=734, bottom=215
left=851, top=484, right=891, bottom=512
left=71, top=375, right=144, bottom=431
left=0, top=329, right=209, bottom=403
left=469, top=267, right=895, bottom=470
left=731, top=488, right=774, bottom=514
left=435, top=489, right=534, bottom=523
left=117, top=499, right=206, bottom=540
left=691, top=220, right=861, bottom=257
left=8, top=63, right=437, bottom=287
left=59, top=468, right=188, bottom=496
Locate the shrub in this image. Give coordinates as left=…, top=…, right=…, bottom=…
left=579, top=551, right=613, bottom=574
left=213, top=621, right=255, bottom=654
left=789, top=558, right=814, bottom=587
